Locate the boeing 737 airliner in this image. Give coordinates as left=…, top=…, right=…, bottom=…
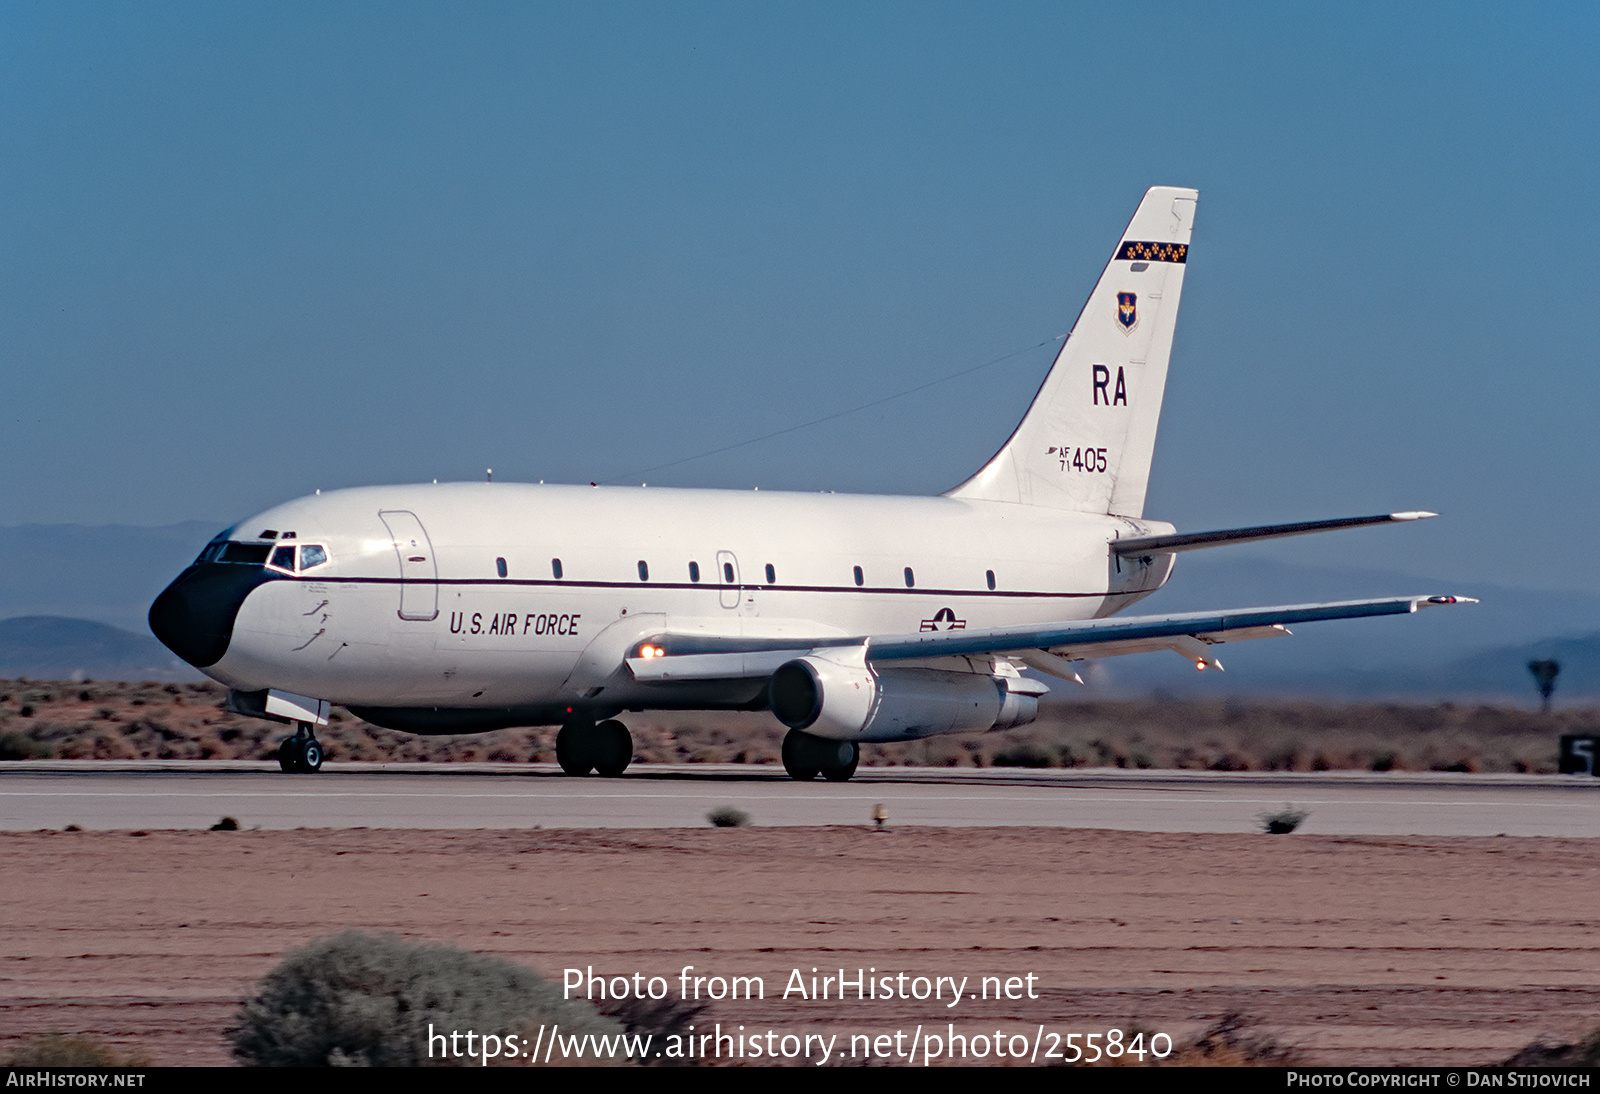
left=149, top=187, right=1470, bottom=779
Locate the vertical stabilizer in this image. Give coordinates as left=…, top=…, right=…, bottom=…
left=947, top=186, right=1196, bottom=516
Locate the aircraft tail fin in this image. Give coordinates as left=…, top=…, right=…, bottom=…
left=947, top=186, right=1197, bottom=516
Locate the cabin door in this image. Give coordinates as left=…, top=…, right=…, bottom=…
left=378, top=510, right=439, bottom=621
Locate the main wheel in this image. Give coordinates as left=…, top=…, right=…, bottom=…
left=555, top=723, right=594, bottom=776
left=781, top=730, right=821, bottom=781
left=277, top=736, right=303, bottom=773
left=300, top=738, right=324, bottom=773
left=592, top=720, right=633, bottom=778
left=819, top=739, right=859, bottom=782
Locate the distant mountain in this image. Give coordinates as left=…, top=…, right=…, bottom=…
left=0, top=616, right=201, bottom=681
left=1134, top=555, right=1600, bottom=659
left=1434, top=634, right=1600, bottom=699
left=1045, top=555, right=1600, bottom=700
left=0, top=522, right=221, bottom=633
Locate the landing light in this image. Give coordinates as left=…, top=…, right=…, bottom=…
left=640, top=644, right=665, bottom=659
left=1195, top=661, right=1206, bottom=671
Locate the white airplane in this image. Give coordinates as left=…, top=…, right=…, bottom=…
left=149, top=186, right=1471, bottom=778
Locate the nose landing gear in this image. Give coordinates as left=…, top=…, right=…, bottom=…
left=276, top=722, right=324, bottom=774
left=555, top=717, right=633, bottom=777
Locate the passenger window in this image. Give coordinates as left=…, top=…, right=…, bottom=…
left=853, top=566, right=864, bottom=587
left=269, top=545, right=296, bottom=572
left=689, top=561, right=700, bottom=582
left=300, top=544, right=328, bottom=570
left=638, top=560, right=650, bottom=582
left=904, top=567, right=915, bottom=588
left=765, top=563, right=776, bottom=584
left=496, top=557, right=508, bottom=578
left=986, top=569, right=996, bottom=591
left=551, top=558, right=563, bottom=579
left=722, top=562, right=735, bottom=584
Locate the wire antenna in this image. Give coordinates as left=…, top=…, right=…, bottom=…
left=601, top=334, right=1064, bottom=485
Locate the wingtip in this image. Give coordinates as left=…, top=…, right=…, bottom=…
left=1390, top=511, right=1438, bottom=521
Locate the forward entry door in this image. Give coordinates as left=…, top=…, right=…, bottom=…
left=378, top=510, right=439, bottom=621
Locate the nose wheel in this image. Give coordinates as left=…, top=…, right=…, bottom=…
left=276, top=722, right=324, bottom=774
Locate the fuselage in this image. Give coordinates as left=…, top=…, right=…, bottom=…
left=150, top=482, right=1175, bottom=723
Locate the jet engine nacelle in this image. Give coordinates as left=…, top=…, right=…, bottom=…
left=768, top=650, right=1039, bottom=742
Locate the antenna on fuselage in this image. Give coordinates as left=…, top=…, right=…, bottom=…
left=595, top=334, right=1063, bottom=485
left=486, top=468, right=493, bottom=482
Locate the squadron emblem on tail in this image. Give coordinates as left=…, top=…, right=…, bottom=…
left=1116, top=291, right=1138, bottom=333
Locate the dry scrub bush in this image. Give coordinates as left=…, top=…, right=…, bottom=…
left=230, top=930, right=624, bottom=1067
left=1060, top=1013, right=1295, bottom=1068
left=0, top=729, right=52, bottom=760
left=3, top=1034, right=149, bottom=1066
left=594, top=995, right=709, bottom=1067
left=1258, top=806, right=1309, bottom=834
left=1158, top=1012, right=1296, bottom=1067
left=1500, top=1024, right=1600, bottom=1067
left=989, top=740, right=1056, bottom=768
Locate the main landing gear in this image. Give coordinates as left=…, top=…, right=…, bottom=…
left=276, top=721, right=324, bottom=774
left=782, top=730, right=859, bottom=782
left=555, top=717, right=633, bottom=777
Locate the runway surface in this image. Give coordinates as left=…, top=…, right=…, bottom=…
left=2, top=761, right=1596, bottom=835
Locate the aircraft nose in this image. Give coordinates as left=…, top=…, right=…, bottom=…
left=148, top=563, right=272, bottom=669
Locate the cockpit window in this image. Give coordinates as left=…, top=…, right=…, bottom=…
left=193, top=522, right=327, bottom=573
left=230, top=541, right=330, bottom=572
left=218, top=542, right=272, bottom=565
left=264, top=543, right=329, bottom=575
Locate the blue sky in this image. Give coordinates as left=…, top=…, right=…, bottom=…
left=3, top=3, right=1596, bottom=589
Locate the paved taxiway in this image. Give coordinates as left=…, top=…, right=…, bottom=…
left=1, top=762, right=1595, bottom=835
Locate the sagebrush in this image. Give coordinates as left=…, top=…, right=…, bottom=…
left=3, top=1035, right=148, bottom=1067
left=230, top=930, right=624, bottom=1067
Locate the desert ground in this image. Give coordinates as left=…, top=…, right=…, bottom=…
left=4, top=681, right=1597, bottom=1066
left=2, top=825, right=1597, bottom=1066
left=3, top=678, right=1594, bottom=774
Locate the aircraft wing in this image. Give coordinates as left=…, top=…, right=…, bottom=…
left=625, top=595, right=1475, bottom=681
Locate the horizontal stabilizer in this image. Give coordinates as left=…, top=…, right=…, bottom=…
left=1111, top=511, right=1437, bottom=556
